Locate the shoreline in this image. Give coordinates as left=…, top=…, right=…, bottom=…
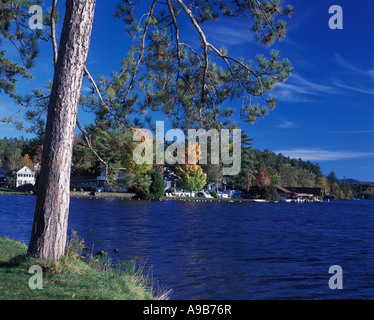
left=162, top=196, right=266, bottom=202
left=70, top=191, right=136, bottom=199
left=70, top=191, right=268, bottom=202
left=0, top=190, right=270, bottom=202
left=2, top=190, right=364, bottom=202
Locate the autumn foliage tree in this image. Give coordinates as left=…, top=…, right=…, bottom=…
left=254, top=167, right=270, bottom=187
left=176, top=142, right=207, bottom=194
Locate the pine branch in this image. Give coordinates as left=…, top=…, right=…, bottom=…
left=76, top=119, right=108, bottom=179
left=175, top=0, right=209, bottom=109
left=166, top=0, right=181, bottom=78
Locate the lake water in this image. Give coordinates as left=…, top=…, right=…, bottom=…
left=0, top=194, right=373, bottom=299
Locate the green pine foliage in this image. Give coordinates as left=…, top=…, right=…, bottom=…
left=148, top=170, right=165, bottom=200
left=257, top=184, right=280, bottom=201
left=231, top=133, right=256, bottom=190
left=0, top=0, right=46, bottom=101
left=83, top=0, right=295, bottom=131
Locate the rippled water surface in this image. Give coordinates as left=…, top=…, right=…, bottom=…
left=1, top=194, right=373, bottom=299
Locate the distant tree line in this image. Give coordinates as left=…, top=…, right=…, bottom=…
left=1, top=133, right=373, bottom=200
left=229, top=134, right=323, bottom=190
left=325, top=171, right=374, bottom=200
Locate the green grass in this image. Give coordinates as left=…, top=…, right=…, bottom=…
left=0, top=234, right=170, bottom=300
left=0, top=188, right=29, bottom=195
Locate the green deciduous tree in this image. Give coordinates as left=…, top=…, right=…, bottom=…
left=279, top=163, right=317, bottom=188
left=176, top=141, right=207, bottom=193
left=176, top=164, right=207, bottom=194
left=267, top=167, right=281, bottom=185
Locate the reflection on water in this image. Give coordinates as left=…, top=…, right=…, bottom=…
left=0, top=195, right=373, bottom=299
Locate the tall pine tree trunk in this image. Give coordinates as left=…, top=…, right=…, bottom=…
left=28, top=0, right=96, bottom=259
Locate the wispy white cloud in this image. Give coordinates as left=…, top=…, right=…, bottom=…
left=324, top=129, right=374, bottom=134
left=273, top=148, right=374, bottom=161
left=202, top=19, right=254, bottom=47
left=275, top=54, right=374, bottom=103
left=369, top=69, right=374, bottom=81
left=332, top=53, right=374, bottom=95
left=334, top=53, right=364, bottom=74
left=332, top=80, right=374, bottom=95
left=274, top=73, right=339, bottom=102
left=274, top=54, right=374, bottom=102
left=334, top=53, right=374, bottom=80
left=277, top=120, right=297, bottom=128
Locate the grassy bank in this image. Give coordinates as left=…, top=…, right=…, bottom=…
left=0, top=188, right=31, bottom=195
left=0, top=235, right=166, bottom=300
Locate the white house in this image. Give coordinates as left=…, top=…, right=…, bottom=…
left=16, top=166, right=36, bottom=188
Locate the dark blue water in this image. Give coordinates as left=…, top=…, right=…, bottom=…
left=0, top=194, right=373, bottom=299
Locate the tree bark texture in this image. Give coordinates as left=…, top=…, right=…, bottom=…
left=28, top=0, right=96, bottom=259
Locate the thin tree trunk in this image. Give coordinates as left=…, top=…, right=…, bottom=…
left=28, top=0, right=96, bottom=259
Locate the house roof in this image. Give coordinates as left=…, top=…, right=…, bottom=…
left=70, top=175, right=98, bottom=182
left=272, top=185, right=323, bottom=196
left=286, top=187, right=323, bottom=196
left=17, top=166, right=35, bottom=174
left=272, top=184, right=293, bottom=194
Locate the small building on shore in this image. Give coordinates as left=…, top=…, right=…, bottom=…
left=285, top=187, right=323, bottom=198
left=163, top=171, right=178, bottom=191
left=70, top=175, right=99, bottom=190
left=70, top=167, right=127, bottom=190
left=273, top=185, right=323, bottom=201
left=16, top=166, right=36, bottom=188
left=273, top=185, right=294, bottom=198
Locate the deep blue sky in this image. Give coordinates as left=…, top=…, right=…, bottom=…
left=1, top=0, right=374, bottom=181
